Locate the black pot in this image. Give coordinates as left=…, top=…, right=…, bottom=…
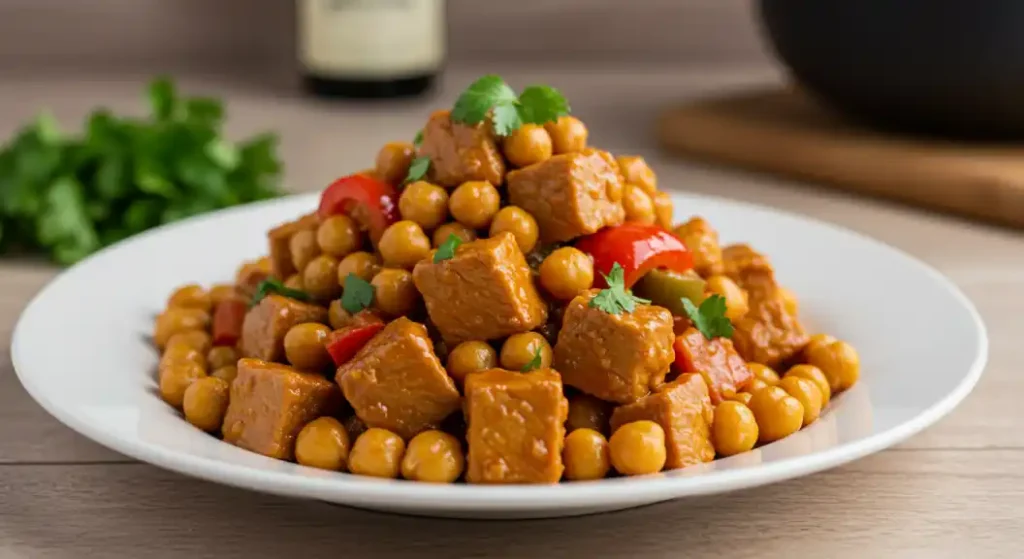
left=758, top=0, right=1024, bottom=139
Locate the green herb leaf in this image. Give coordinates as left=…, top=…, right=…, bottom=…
left=516, top=85, right=570, bottom=125
left=341, top=273, right=375, bottom=313
left=147, top=77, right=177, bottom=121
left=405, top=155, right=431, bottom=184
left=433, top=234, right=463, bottom=263
left=520, top=346, right=544, bottom=373
left=491, top=102, right=523, bottom=137
left=589, top=262, right=651, bottom=315
left=413, top=129, right=424, bottom=148
left=681, top=294, right=734, bottom=340
left=451, top=74, right=518, bottom=125
left=250, top=278, right=312, bottom=308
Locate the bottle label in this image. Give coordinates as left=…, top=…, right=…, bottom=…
left=298, top=0, right=446, bottom=77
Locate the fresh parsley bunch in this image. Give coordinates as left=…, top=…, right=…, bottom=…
left=0, top=77, right=283, bottom=265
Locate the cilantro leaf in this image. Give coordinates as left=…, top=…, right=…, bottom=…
left=517, top=85, right=570, bottom=125
left=341, top=273, right=375, bottom=313
left=433, top=234, right=462, bottom=263
left=250, top=278, right=311, bottom=308
left=491, top=102, right=523, bottom=137
left=588, top=262, right=651, bottom=315
left=682, top=294, right=734, bottom=340
left=520, top=346, right=544, bottom=372
left=405, top=155, right=431, bottom=184
left=451, top=75, right=518, bottom=125
left=413, top=129, right=424, bottom=148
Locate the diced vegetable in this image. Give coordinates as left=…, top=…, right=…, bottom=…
left=673, top=327, right=752, bottom=404
left=318, top=173, right=400, bottom=245
left=211, top=299, right=247, bottom=347
left=325, top=323, right=385, bottom=366
left=633, top=268, right=705, bottom=317
left=575, top=223, right=692, bottom=289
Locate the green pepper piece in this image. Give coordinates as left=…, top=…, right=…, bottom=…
left=633, top=268, right=706, bottom=317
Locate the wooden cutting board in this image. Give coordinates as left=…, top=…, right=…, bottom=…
left=657, top=88, right=1024, bottom=228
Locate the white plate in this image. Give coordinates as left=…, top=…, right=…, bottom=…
left=12, top=192, right=987, bottom=519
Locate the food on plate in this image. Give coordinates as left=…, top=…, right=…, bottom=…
left=150, top=74, right=861, bottom=483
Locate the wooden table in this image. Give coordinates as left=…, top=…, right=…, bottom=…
left=2, top=66, right=1022, bottom=558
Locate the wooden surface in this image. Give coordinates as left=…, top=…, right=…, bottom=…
left=3, top=65, right=1024, bottom=558
left=658, top=89, right=1024, bottom=229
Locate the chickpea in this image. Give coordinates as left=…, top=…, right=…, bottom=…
left=652, top=191, right=674, bottom=229
left=805, top=333, right=837, bottom=355
left=446, top=341, right=497, bottom=386
left=183, top=377, right=230, bottom=432
left=706, top=275, right=749, bottom=320
left=283, top=274, right=304, bottom=290
left=399, top=181, right=449, bottom=231
left=622, top=184, right=656, bottom=224
left=503, top=124, right=553, bottom=168
left=712, top=400, right=759, bottom=456
left=806, top=340, right=860, bottom=392
left=747, top=363, right=780, bottom=386
left=616, top=155, right=657, bottom=195
left=778, top=376, right=823, bottom=427
left=328, top=299, right=353, bottom=330
left=337, top=251, right=382, bottom=289
left=777, top=286, right=799, bottom=316
left=348, top=428, right=406, bottom=479
left=165, top=330, right=212, bottom=356
left=283, top=323, right=332, bottom=371
left=449, top=181, right=500, bottom=229
left=489, top=206, right=539, bottom=253
left=303, top=254, right=342, bottom=302
left=154, top=308, right=211, bottom=349
left=167, top=284, right=212, bottom=313
left=726, top=391, right=753, bottom=406
left=566, top=393, right=611, bottom=434
left=748, top=386, right=804, bottom=444
left=432, top=222, right=476, bottom=248
left=785, top=364, right=831, bottom=406
left=295, top=417, right=351, bottom=471
left=563, top=428, right=611, bottom=481
left=212, top=365, right=238, bottom=385
left=375, top=141, right=416, bottom=185
left=400, top=430, right=464, bottom=483
left=159, top=362, right=206, bottom=408
left=538, top=247, right=594, bottom=300
left=160, top=344, right=206, bottom=372
left=209, top=284, right=239, bottom=306
left=544, top=116, right=588, bottom=154
left=378, top=220, right=432, bottom=269
left=289, top=229, right=321, bottom=272
left=371, top=268, right=419, bottom=317
left=317, top=215, right=361, bottom=258
left=609, top=420, right=667, bottom=475
left=499, top=332, right=552, bottom=371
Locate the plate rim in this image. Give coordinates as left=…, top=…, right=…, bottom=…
left=10, top=191, right=989, bottom=511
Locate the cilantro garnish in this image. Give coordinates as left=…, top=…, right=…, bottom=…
left=340, top=273, right=375, bottom=314
left=682, top=294, right=734, bottom=340
left=404, top=155, right=430, bottom=184
left=413, top=129, right=424, bottom=148
left=250, top=278, right=311, bottom=308
left=520, top=346, right=544, bottom=372
left=450, top=75, right=570, bottom=137
left=589, top=263, right=651, bottom=315
left=433, top=234, right=462, bottom=263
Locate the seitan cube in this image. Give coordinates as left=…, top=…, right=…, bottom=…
left=222, top=358, right=343, bottom=460
left=506, top=149, right=624, bottom=243
left=412, top=232, right=547, bottom=344
left=610, top=373, right=714, bottom=469
left=240, top=294, right=328, bottom=362
left=464, top=368, right=568, bottom=484
left=554, top=290, right=675, bottom=404
left=267, top=212, right=319, bottom=279
left=418, top=109, right=505, bottom=188
left=673, top=327, right=753, bottom=403
left=336, top=317, right=461, bottom=440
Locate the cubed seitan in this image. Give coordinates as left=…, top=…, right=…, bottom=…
left=236, top=257, right=272, bottom=298
left=412, top=233, right=547, bottom=344
left=418, top=109, right=505, bottom=188
left=336, top=317, right=461, bottom=440
left=506, top=149, right=624, bottom=243
left=673, top=327, right=752, bottom=403
left=222, top=358, right=343, bottom=460
left=267, top=212, right=319, bottom=279
left=674, top=217, right=724, bottom=278
left=610, top=373, right=714, bottom=469
left=553, top=290, right=675, bottom=404
left=464, top=368, right=568, bottom=484
left=240, top=294, right=329, bottom=362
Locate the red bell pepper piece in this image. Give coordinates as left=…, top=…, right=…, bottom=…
left=325, top=322, right=385, bottom=367
left=317, top=173, right=400, bottom=245
left=673, top=327, right=752, bottom=404
left=575, top=223, right=693, bottom=289
left=211, top=299, right=248, bottom=347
